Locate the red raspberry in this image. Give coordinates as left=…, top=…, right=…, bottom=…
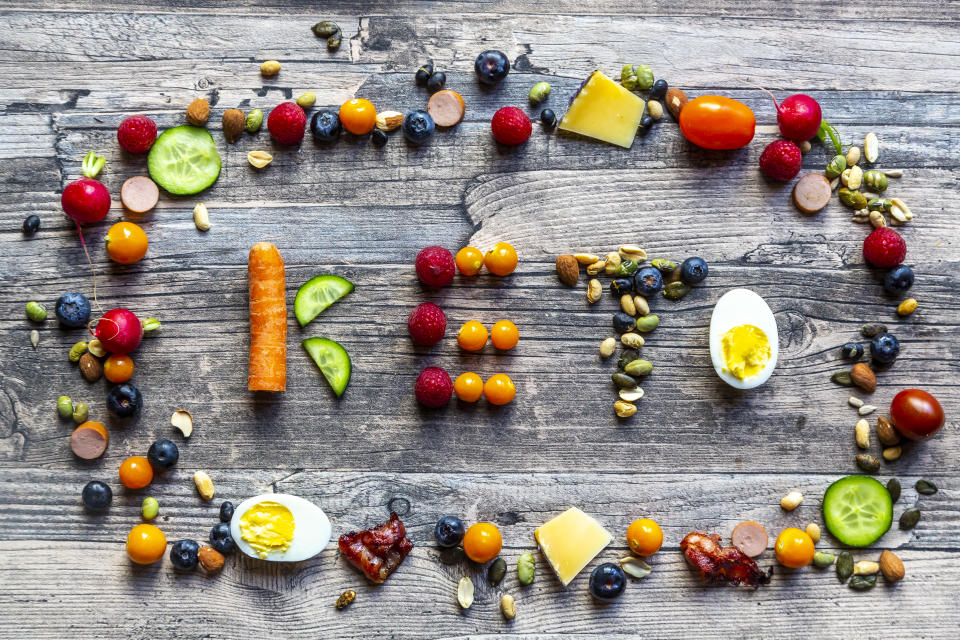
left=415, top=246, right=456, bottom=287
left=415, top=366, right=453, bottom=408
left=491, top=107, right=532, bottom=146
left=758, top=139, right=802, bottom=181
left=117, top=115, right=157, bottom=154
left=267, top=102, right=307, bottom=145
left=408, top=302, right=447, bottom=346
left=863, top=227, right=906, bottom=268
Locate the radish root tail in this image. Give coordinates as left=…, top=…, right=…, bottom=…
left=74, top=221, right=103, bottom=315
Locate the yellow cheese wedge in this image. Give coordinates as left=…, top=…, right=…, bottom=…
left=558, top=70, right=647, bottom=148
left=534, top=507, right=612, bottom=586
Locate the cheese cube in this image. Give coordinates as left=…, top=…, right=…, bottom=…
left=534, top=507, right=612, bottom=586
left=558, top=70, right=647, bottom=148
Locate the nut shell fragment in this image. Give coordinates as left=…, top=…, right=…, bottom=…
left=171, top=410, right=194, bottom=438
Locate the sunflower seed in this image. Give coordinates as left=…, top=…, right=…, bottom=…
left=858, top=404, right=877, bottom=416
left=30, top=330, right=39, bottom=349
left=883, top=169, right=903, bottom=178
left=848, top=396, right=864, bottom=408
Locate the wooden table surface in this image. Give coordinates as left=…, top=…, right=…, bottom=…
left=1, top=1, right=958, bottom=637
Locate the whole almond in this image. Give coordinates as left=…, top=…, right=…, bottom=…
left=665, top=88, right=688, bottom=120
left=876, top=416, right=900, bottom=446
left=198, top=545, right=225, bottom=572
left=850, top=362, right=876, bottom=393
left=222, top=109, right=246, bottom=144
left=78, top=352, right=102, bottom=383
left=186, top=98, right=210, bottom=126
left=375, top=110, right=404, bottom=132
left=879, top=549, right=904, bottom=582
left=556, top=254, right=579, bottom=287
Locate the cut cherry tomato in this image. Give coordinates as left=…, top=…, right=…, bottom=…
left=679, top=96, right=756, bottom=150
left=890, top=389, right=944, bottom=440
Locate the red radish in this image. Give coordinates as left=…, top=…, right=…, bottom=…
left=62, top=178, right=110, bottom=224
left=92, top=308, right=143, bottom=354
left=761, top=92, right=822, bottom=143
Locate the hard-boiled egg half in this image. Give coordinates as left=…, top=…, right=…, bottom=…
left=230, top=493, right=331, bottom=561
left=709, top=288, right=778, bottom=389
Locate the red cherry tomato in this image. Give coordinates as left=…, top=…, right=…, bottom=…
left=679, top=96, right=756, bottom=150
left=890, top=389, right=944, bottom=440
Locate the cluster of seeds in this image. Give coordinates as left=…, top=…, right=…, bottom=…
left=825, top=133, right=913, bottom=227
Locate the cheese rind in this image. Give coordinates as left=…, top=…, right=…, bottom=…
left=558, top=71, right=647, bottom=148
left=534, top=507, right=612, bottom=586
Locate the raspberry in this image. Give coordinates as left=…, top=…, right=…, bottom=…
left=491, top=107, right=532, bottom=146
left=117, top=115, right=157, bottom=154
left=758, top=139, right=802, bottom=181
left=415, top=366, right=453, bottom=408
left=863, top=227, right=906, bottom=268
left=267, top=102, right=307, bottom=145
left=415, top=246, right=456, bottom=287
left=408, top=302, right=447, bottom=346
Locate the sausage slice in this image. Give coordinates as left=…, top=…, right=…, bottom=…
left=792, top=173, right=832, bottom=214
left=731, top=520, right=768, bottom=558
left=70, top=421, right=109, bottom=460
left=121, top=176, right=160, bottom=214
left=427, top=90, right=466, bottom=127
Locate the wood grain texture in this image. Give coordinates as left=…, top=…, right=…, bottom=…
left=0, top=0, right=958, bottom=638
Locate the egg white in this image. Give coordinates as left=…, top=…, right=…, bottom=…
left=230, top=493, right=331, bottom=562
left=709, top=288, right=779, bottom=390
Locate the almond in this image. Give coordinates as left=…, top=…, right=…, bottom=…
left=879, top=550, right=904, bottom=582
left=186, top=98, right=210, bottom=126
left=665, top=88, right=688, bottom=120
left=556, top=254, right=579, bottom=287
left=198, top=545, right=225, bottom=572
left=222, top=109, right=245, bottom=144
left=876, top=416, right=900, bottom=446
left=78, top=352, right=102, bottom=383
left=375, top=110, right=404, bottom=132
left=850, top=362, right=876, bottom=393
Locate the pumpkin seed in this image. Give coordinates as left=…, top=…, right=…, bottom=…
left=457, top=577, right=474, bottom=609
left=886, top=478, right=901, bottom=504
left=618, top=387, right=644, bottom=402
left=634, top=315, right=659, bottom=332
left=856, top=454, right=880, bottom=473
left=650, top=258, right=676, bottom=274
left=663, top=281, right=691, bottom=301
left=831, top=370, right=853, bottom=386
left=488, top=557, right=507, bottom=586
left=614, top=400, right=637, bottom=418
left=915, top=479, right=938, bottom=495
left=612, top=372, right=639, bottom=388
left=599, top=337, right=616, bottom=358
left=836, top=551, right=854, bottom=582
left=624, top=359, right=652, bottom=377
left=813, top=551, right=835, bottom=568
left=899, top=507, right=921, bottom=530
left=620, top=294, right=637, bottom=316
left=849, top=574, right=877, bottom=591
left=621, top=333, right=644, bottom=349
left=633, top=295, right=650, bottom=316
left=619, top=555, right=652, bottom=579
left=861, top=322, right=887, bottom=338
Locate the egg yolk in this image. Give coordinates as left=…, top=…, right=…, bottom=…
left=721, top=324, right=771, bottom=380
left=239, top=501, right=295, bottom=558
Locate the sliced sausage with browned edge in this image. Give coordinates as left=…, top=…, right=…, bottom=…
left=121, top=176, right=160, bottom=214
left=427, top=90, right=466, bottom=127
left=792, top=173, right=832, bottom=214
left=731, top=520, right=768, bottom=558
left=70, top=421, right=109, bottom=459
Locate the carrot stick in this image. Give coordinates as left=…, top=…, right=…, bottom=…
left=248, top=242, right=286, bottom=391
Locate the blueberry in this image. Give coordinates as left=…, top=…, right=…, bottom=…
left=610, top=277, right=634, bottom=297
left=883, top=265, right=914, bottom=294
left=841, top=342, right=864, bottom=360
left=540, top=109, right=557, bottom=130
left=650, top=79, right=668, bottom=99
left=81, top=480, right=112, bottom=512
left=219, top=501, right=235, bottom=523
left=612, top=312, right=636, bottom=334
left=310, top=110, right=341, bottom=142
left=402, top=110, right=435, bottom=145
left=634, top=267, right=664, bottom=296
left=680, top=257, right=709, bottom=284
left=425, top=71, right=446, bottom=93
left=22, top=215, right=40, bottom=235
left=589, top=562, right=626, bottom=601
left=170, top=539, right=200, bottom=571
left=870, top=333, right=900, bottom=365
left=209, top=522, right=235, bottom=554
left=415, top=63, right=433, bottom=86
left=147, top=439, right=179, bottom=471
left=475, top=50, right=510, bottom=84
left=637, top=115, right=654, bottom=135
left=434, top=515, right=466, bottom=548
left=371, top=128, right=388, bottom=147
left=106, top=383, right=142, bottom=418
left=55, top=292, right=91, bottom=328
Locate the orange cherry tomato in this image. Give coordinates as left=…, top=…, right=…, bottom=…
left=490, top=320, right=519, bottom=350
left=774, top=527, right=815, bottom=568
left=119, top=456, right=153, bottom=489
left=483, top=242, right=518, bottom=276
left=679, top=96, right=756, bottom=150
left=454, top=372, right=484, bottom=402
left=457, top=321, right=488, bottom=352
left=463, top=522, right=502, bottom=563
left=126, top=523, right=167, bottom=564
left=483, top=373, right=516, bottom=405
left=339, top=98, right=377, bottom=135
left=455, top=247, right=484, bottom=276
left=626, top=518, right=663, bottom=557
left=105, top=221, right=148, bottom=264
left=103, top=353, right=135, bottom=383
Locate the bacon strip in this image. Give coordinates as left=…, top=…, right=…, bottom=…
left=338, top=512, right=414, bottom=583
left=681, top=531, right=772, bottom=587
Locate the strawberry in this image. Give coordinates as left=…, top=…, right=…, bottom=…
left=415, top=246, right=456, bottom=287
left=408, top=302, right=447, bottom=346
left=267, top=102, right=307, bottom=145
left=491, top=107, right=532, bottom=146
left=758, top=139, right=802, bottom=181
left=117, top=115, right=157, bottom=154
left=863, top=228, right=906, bottom=268
left=415, top=367, right=453, bottom=408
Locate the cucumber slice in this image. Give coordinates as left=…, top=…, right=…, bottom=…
left=147, top=126, right=221, bottom=195
left=822, top=475, right=893, bottom=547
left=302, top=337, right=351, bottom=396
left=294, top=275, right=354, bottom=327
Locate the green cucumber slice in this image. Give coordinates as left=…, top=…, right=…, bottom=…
left=294, top=275, right=354, bottom=327
left=147, top=126, right=221, bottom=195
left=822, top=475, right=893, bottom=547
left=302, top=337, right=351, bottom=396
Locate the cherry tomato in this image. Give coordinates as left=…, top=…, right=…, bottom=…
left=455, top=247, right=484, bottom=276
left=105, top=221, right=148, bottom=264
left=483, top=242, right=518, bottom=276
left=483, top=374, right=516, bottom=405
left=490, top=320, right=519, bottom=350
left=774, top=527, right=814, bottom=568
left=626, top=518, right=663, bottom=557
left=679, top=96, right=756, bottom=150
left=457, top=321, right=488, bottom=351
left=454, top=372, right=484, bottom=402
left=119, top=456, right=153, bottom=489
left=339, top=99, right=377, bottom=135
left=103, top=354, right=135, bottom=383
left=462, top=522, right=502, bottom=563
left=890, top=389, right=945, bottom=440
left=126, top=523, right=167, bottom=564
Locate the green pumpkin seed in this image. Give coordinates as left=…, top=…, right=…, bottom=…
left=650, top=259, right=676, bottom=274
left=849, top=574, right=877, bottom=591
left=887, top=478, right=901, bottom=504
left=517, top=552, right=535, bottom=585
left=813, top=551, right=835, bottom=568
left=624, top=359, right=653, bottom=377
left=634, top=314, right=659, bottom=332
left=612, top=372, right=639, bottom=388
left=860, top=322, right=888, bottom=338
left=488, top=557, right=507, bottom=586
left=856, top=454, right=880, bottom=473
left=663, top=281, right=691, bottom=300
left=915, top=479, right=938, bottom=495
left=836, top=551, right=854, bottom=582
left=867, top=198, right=893, bottom=212
left=615, top=259, right=639, bottom=276
left=899, top=507, right=921, bottom=530
left=831, top=370, right=853, bottom=386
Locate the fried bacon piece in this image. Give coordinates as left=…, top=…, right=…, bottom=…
left=338, top=512, right=414, bottom=583
left=680, top=531, right=772, bottom=587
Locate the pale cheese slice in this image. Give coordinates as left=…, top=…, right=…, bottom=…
left=534, top=507, right=612, bottom=587
left=558, top=70, right=647, bottom=148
